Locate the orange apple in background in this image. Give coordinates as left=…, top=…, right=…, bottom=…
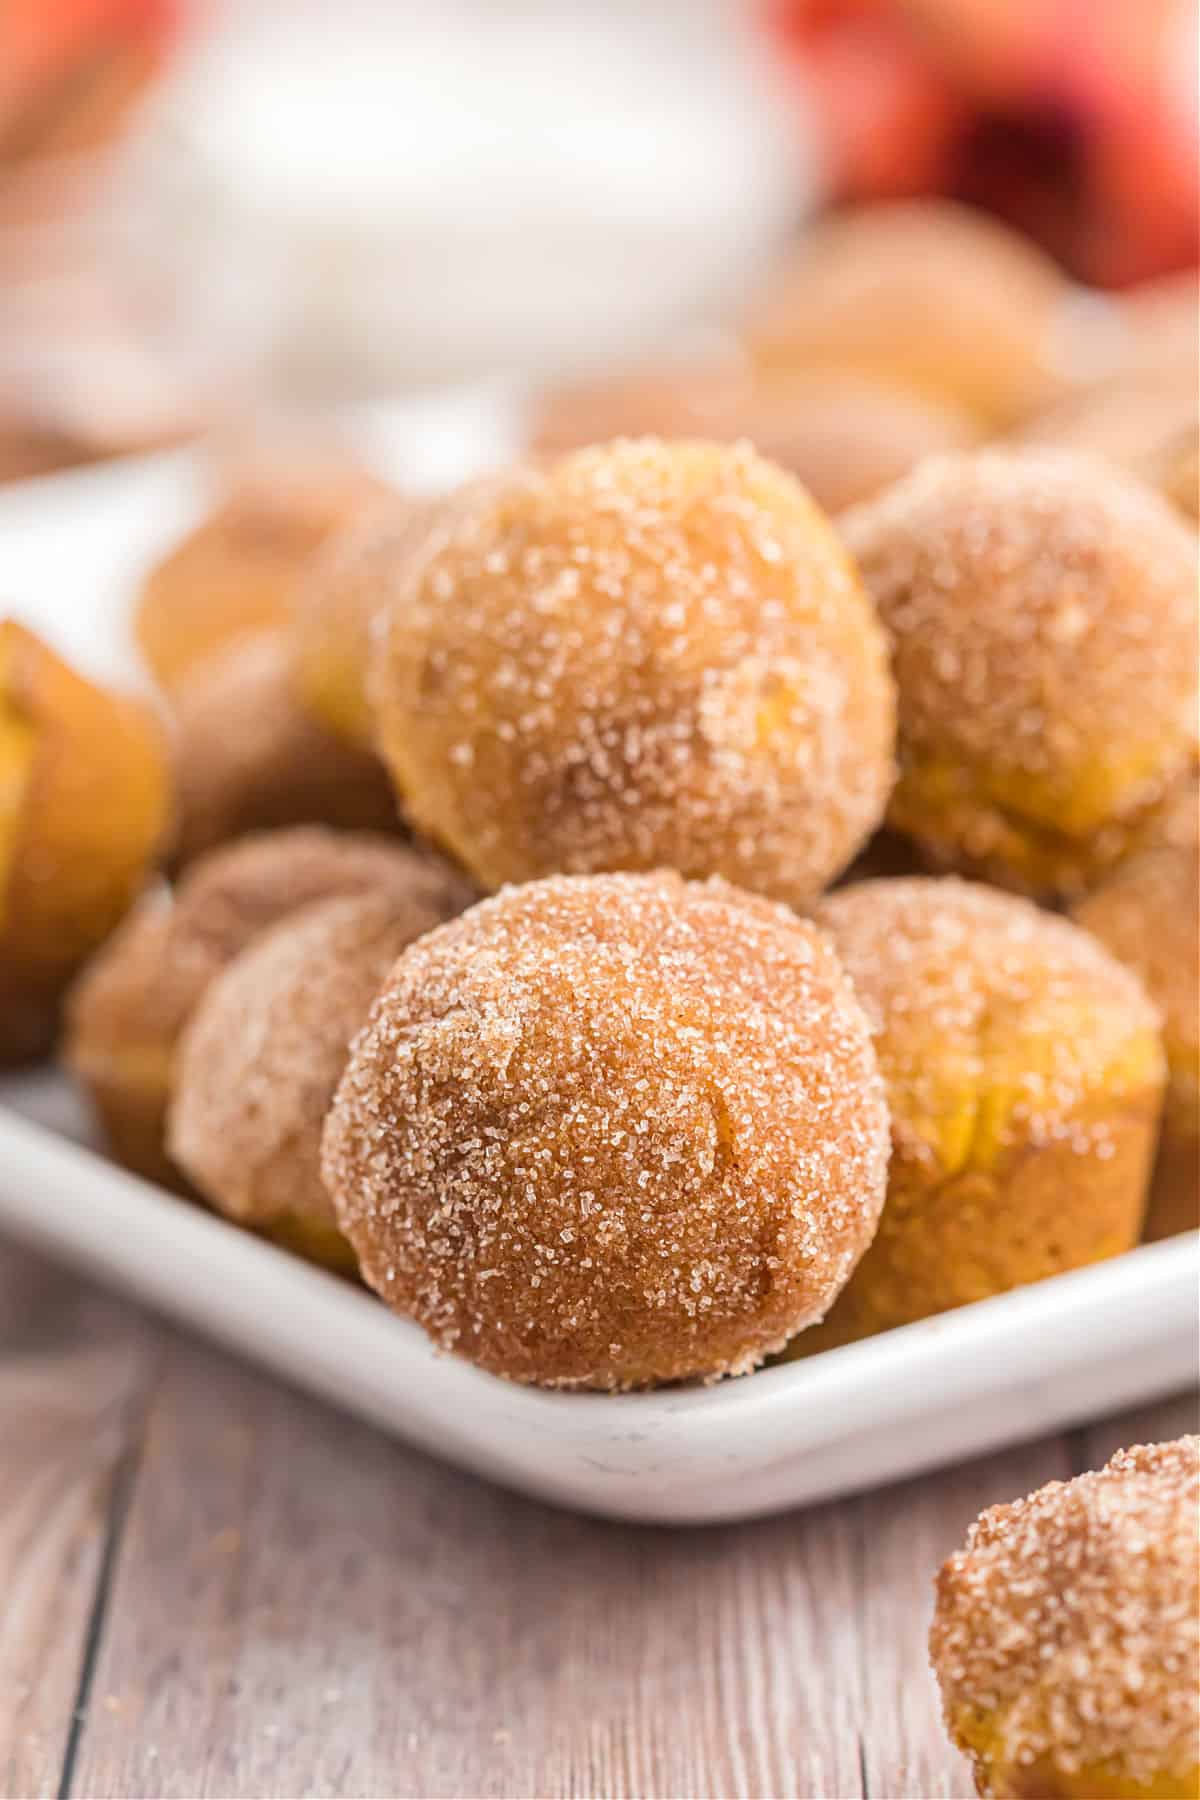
left=766, top=0, right=1199, bottom=285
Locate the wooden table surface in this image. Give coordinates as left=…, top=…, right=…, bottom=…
left=2, top=1236, right=1195, bottom=1800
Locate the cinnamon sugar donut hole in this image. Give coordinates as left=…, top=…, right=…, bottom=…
left=1073, top=780, right=1199, bottom=1240
left=170, top=894, right=433, bottom=1272
left=136, top=453, right=391, bottom=695
left=170, top=632, right=400, bottom=865
left=66, top=828, right=473, bottom=1189
left=372, top=439, right=896, bottom=908
left=322, top=871, right=890, bottom=1389
left=842, top=449, right=1199, bottom=899
left=931, top=1436, right=1200, bottom=1799
left=531, top=361, right=980, bottom=516
left=785, top=879, right=1165, bottom=1355
left=291, top=495, right=454, bottom=751
left=743, top=201, right=1084, bottom=428
left=61, top=894, right=179, bottom=1188
left=291, top=477, right=514, bottom=752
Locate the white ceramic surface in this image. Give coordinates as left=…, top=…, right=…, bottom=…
left=0, top=445, right=1196, bottom=1525
left=1, top=1087, right=1196, bottom=1525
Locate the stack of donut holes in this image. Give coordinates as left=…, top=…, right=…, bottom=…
left=11, top=211, right=1192, bottom=1794
left=54, top=403, right=1194, bottom=1394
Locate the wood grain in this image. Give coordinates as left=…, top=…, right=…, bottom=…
left=1074, top=1391, right=1199, bottom=1473
left=68, top=1327, right=868, bottom=1800
left=1, top=1230, right=1195, bottom=1800
left=0, top=1243, right=157, bottom=1800
left=856, top=1433, right=1071, bottom=1800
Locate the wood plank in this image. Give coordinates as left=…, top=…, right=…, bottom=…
left=0, top=1239, right=157, bottom=1800
left=1074, top=1390, right=1199, bottom=1473
left=856, top=1434, right=1071, bottom=1800
left=70, top=1327, right=866, bottom=1800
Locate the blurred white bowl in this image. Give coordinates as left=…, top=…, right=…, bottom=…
left=105, top=0, right=816, bottom=400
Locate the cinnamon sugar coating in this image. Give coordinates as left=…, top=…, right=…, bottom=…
left=931, top=1436, right=1200, bottom=1798
left=170, top=632, right=401, bottom=864
left=170, top=894, right=438, bottom=1271
left=787, top=878, right=1166, bottom=1353
left=321, top=871, right=889, bottom=1389
left=372, top=439, right=896, bottom=908
left=842, top=449, right=1199, bottom=899
left=66, top=828, right=473, bottom=1187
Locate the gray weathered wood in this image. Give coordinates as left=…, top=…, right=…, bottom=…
left=67, top=1327, right=867, bottom=1800
left=856, top=1432, right=1071, bottom=1800
left=1075, top=1390, right=1199, bottom=1472
left=2, top=1232, right=1195, bottom=1800
left=0, top=1243, right=156, bottom=1800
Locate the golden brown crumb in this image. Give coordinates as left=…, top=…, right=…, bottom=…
left=0, top=619, right=172, bottom=1062
left=931, top=1436, right=1200, bottom=1798
left=842, top=448, right=1199, bottom=898
left=170, top=893, right=444, bottom=1270
left=322, top=870, right=890, bottom=1389
left=373, top=438, right=896, bottom=908
left=170, top=631, right=401, bottom=864
left=787, top=878, right=1166, bottom=1352
left=1073, top=791, right=1199, bottom=1240
left=291, top=496, right=433, bottom=749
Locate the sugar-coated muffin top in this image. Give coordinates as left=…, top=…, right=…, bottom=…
left=374, top=437, right=895, bottom=907
left=931, top=1436, right=1200, bottom=1794
left=814, top=876, right=1165, bottom=1177
left=842, top=448, right=1198, bottom=895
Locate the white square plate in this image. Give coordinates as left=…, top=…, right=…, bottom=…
left=1, top=427, right=1196, bottom=1525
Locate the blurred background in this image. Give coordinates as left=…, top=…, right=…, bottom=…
left=0, top=0, right=1196, bottom=484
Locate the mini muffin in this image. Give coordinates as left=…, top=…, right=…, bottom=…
left=1016, top=375, right=1199, bottom=522
left=372, top=439, right=896, bottom=908
left=743, top=200, right=1084, bottom=427
left=931, top=1436, right=1200, bottom=1799
left=531, top=361, right=980, bottom=516
left=786, top=878, right=1165, bottom=1353
left=0, top=620, right=171, bottom=1062
left=322, top=870, right=890, bottom=1389
left=291, top=488, right=476, bottom=750
left=170, top=631, right=400, bottom=865
left=291, top=474, right=526, bottom=753
left=65, top=828, right=473, bottom=1187
left=135, top=452, right=390, bottom=694
left=1073, top=787, right=1199, bottom=1240
left=842, top=449, right=1199, bottom=899
left=170, top=894, right=439, bottom=1271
